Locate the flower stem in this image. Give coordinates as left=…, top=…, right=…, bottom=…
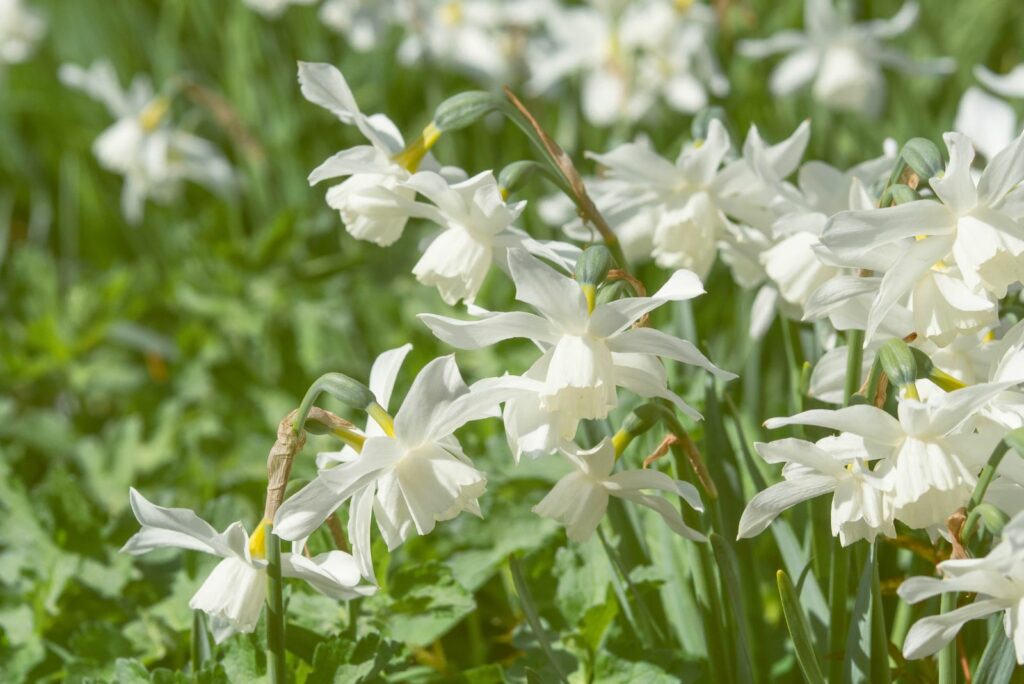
left=266, top=528, right=287, bottom=684
left=843, top=329, right=865, bottom=406
left=937, top=592, right=957, bottom=684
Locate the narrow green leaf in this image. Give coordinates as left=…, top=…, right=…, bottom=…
left=844, top=549, right=873, bottom=684
left=777, top=570, right=826, bottom=684
left=973, top=617, right=1018, bottom=684
left=509, top=555, right=569, bottom=684
left=710, top=534, right=754, bottom=684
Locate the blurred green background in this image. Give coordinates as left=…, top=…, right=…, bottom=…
left=2, top=0, right=1023, bottom=681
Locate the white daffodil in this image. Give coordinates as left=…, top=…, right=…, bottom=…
left=397, top=0, right=550, bottom=85
left=397, top=170, right=578, bottom=305
left=319, top=0, right=395, bottom=51
left=760, top=155, right=887, bottom=314
left=242, top=0, right=315, bottom=19
left=584, top=119, right=811, bottom=281
left=525, top=0, right=724, bottom=126
left=421, top=249, right=733, bottom=459
left=274, top=354, right=515, bottom=570
left=737, top=436, right=893, bottom=546
left=0, top=0, right=45, bottom=65
left=766, top=384, right=1009, bottom=532
left=621, top=0, right=729, bottom=116
left=739, top=0, right=952, bottom=116
left=817, top=132, right=1024, bottom=344
left=299, top=61, right=463, bottom=247
left=899, top=512, right=1024, bottom=664
left=122, top=488, right=373, bottom=643
left=533, top=438, right=705, bottom=542
left=60, top=60, right=235, bottom=225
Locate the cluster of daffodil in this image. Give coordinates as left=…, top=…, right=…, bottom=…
left=722, top=121, right=1024, bottom=665
left=117, top=60, right=742, bottom=658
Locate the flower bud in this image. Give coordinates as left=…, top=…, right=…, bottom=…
left=498, top=160, right=545, bottom=198
left=312, top=373, right=376, bottom=410
left=574, top=245, right=614, bottom=287
left=877, top=339, right=919, bottom=390
left=612, top=403, right=663, bottom=456
left=899, top=137, right=943, bottom=183
left=887, top=183, right=921, bottom=206
left=595, top=279, right=633, bottom=306
left=433, top=91, right=503, bottom=133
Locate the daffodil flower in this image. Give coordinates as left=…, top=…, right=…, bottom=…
left=533, top=438, right=705, bottom=543
left=59, top=60, right=235, bottom=225
left=739, top=0, right=953, bottom=116
left=899, top=511, right=1024, bottom=664
left=817, top=131, right=1024, bottom=343
left=421, top=249, right=733, bottom=459
left=122, top=488, right=373, bottom=643
left=299, top=61, right=464, bottom=246
left=395, top=170, right=579, bottom=305
left=274, top=354, right=518, bottom=573
left=737, top=436, right=893, bottom=546
left=0, top=0, right=45, bottom=65
left=765, top=383, right=1011, bottom=532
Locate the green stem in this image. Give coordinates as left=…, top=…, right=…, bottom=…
left=869, top=542, right=892, bottom=684
left=266, top=529, right=287, bottom=684
left=969, top=441, right=1009, bottom=510
left=827, top=538, right=848, bottom=684
left=937, top=593, right=957, bottom=684
left=844, top=329, right=865, bottom=407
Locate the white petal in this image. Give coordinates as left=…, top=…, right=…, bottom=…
left=297, top=61, right=361, bottom=124
left=764, top=406, right=904, bottom=444
left=588, top=268, right=705, bottom=338
left=189, top=557, right=267, bottom=641
left=280, top=550, right=375, bottom=599
left=121, top=488, right=238, bottom=557
left=978, top=129, right=1024, bottom=207
left=616, top=490, right=707, bottom=541
left=954, top=87, right=1017, bottom=162
left=369, top=344, right=413, bottom=412
left=419, top=311, right=557, bottom=348
left=736, top=475, right=837, bottom=538
left=975, top=64, right=1024, bottom=99
left=606, top=327, right=735, bottom=380
left=932, top=132, right=979, bottom=214
left=769, top=48, right=819, bottom=96
left=394, top=355, right=468, bottom=446
left=508, top=249, right=589, bottom=333
left=903, top=599, right=1005, bottom=660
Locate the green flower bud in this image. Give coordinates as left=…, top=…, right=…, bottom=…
left=575, top=245, right=614, bottom=287
left=612, top=403, right=663, bottom=456
left=311, top=372, right=376, bottom=410
left=887, top=183, right=921, bottom=206
left=595, top=279, right=632, bottom=306
left=877, top=339, right=919, bottom=390
left=899, top=137, right=943, bottom=182
left=433, top=91, right=502, bottom=133
left=497, top=160, right=546, bottom=198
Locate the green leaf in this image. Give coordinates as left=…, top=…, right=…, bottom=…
left=973, top=618, right=1019, bottom=684
left=843, top=549, right=873, bottom=684
left=710, top=534, right=754, bottom=684
left=367, top=560, right=475, bottom=647
left=777, top=570, right=826, bottom=684
left=306, top=633, right=402, bottom=684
